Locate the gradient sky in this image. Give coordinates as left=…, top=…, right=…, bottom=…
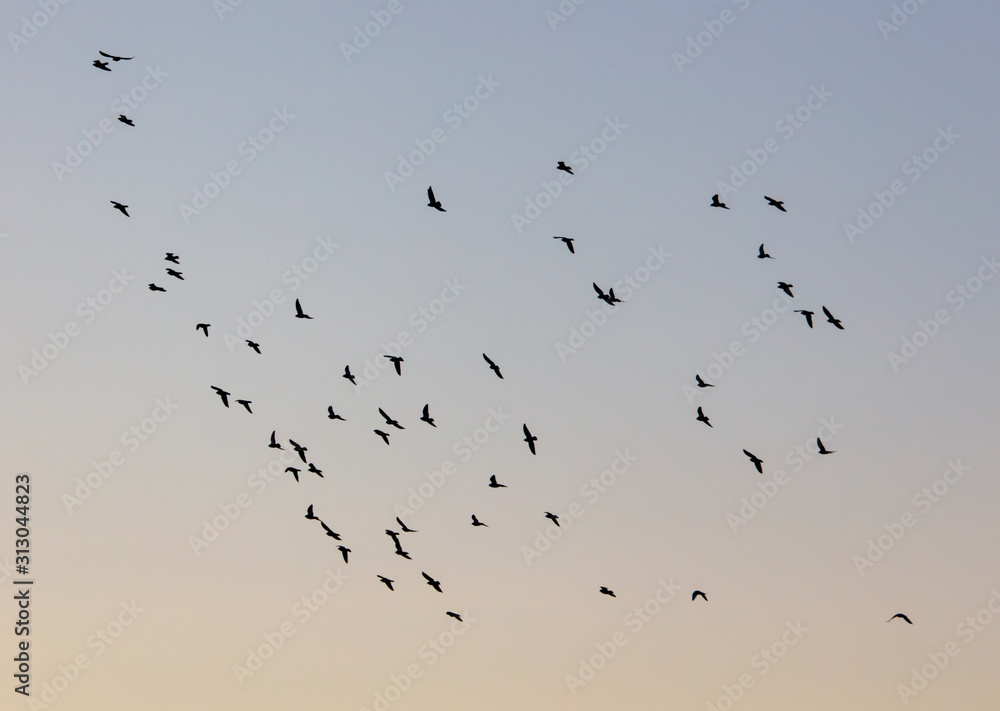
left=3, top=1, right=1000, bottom=709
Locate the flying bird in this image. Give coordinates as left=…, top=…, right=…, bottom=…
left=118, top=114, right=134, bottom=126
left=817, top=438, right=834, bottom=455
left=384, top=354, right=403, bottom=375
left=246, top=340, right=261, bottom=354
left=305, top=505, right=318, bottom=521
left=427, top=186, right=445, bottom=211
left=471, top=514, right=488, bottom=527
left=446, top=611, right=463, bottom=622
left=196, top=323, right=210, bottom=336
left=285, top=467, right=300, bottom=482
left=696, top=407, right=712, bottom=428
left=887, top=613, right=913, bottom=625
left=379, top=408, right=404, bottom=430
left=757, top=244, right=774, bottom=259
left=268, top=430, right=283, bottom=449
left=165, top=253, right=180, bottom=264
left=796, top=310, right=814, bottom=328
left=420, top=404, right=436, bottom=427
left=235, top=399, right=252, bottom=413
left=523, top=424, right=537, bottom=455
left=764, top=196, right=786, bottom=212
left=488, top=474, right=506, bottom=489
left=343, top=366, right=357, bottom=385
left=544, top=512, right=560, bottom=527
left=166, top=269, right=183, bottom=280
left=307, top=463, right=323, bottom=478
left=593, top=282, right=620, bottom=306
left=711, top=194, right=729, bottom=209
left=554, top=236, right=575, bottom=253
left=99, top=51, right=134, bottom=61
left=148, top=283, right=165, bottom=292
left=378, top=576, right=395, bottom=591
left=482, top=353, right=503, bottom=379
left=110, top=201, right=129, bottom=216
left=211, top=386, right=230, bottom=407
left=777, top=282, right=794, bottom=298
left=289, top=439, right=308, bottom=462
left=327, top=407, right=345, bottom=421
left=556, top=161, right=574, bottom=175
left=692, top=590, right=708, bottom=602
left=822, top=306, right=844, bottom=330
left=599, top=587, right=616, bottom=597
left=743, top=449, right=764, bottom=474
left=337, top=546, right=350, bottom=564
left=294, top=299, right=312, bottom=319
left=422, top=572, right=443, bottom=593
left=93, top=60, right=111, bottom=71
left=320, top=522, right=341, bottom=540
left=396, top=517, right=418, bottom=533
left=374, top=429, right=390, bottom=445
left=695, top=374, right=714, bottom=388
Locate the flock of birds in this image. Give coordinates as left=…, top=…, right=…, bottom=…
left=91, top=50, right=917, bottom=631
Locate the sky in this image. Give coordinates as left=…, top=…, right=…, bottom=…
left=2, top=1, right=1000, bottom=709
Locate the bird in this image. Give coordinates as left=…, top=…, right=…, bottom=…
left=695, top=374, right=714, bottom=388
left=196, top=323, right=210, bottom=336
left=246, top=340, right=261, bottom=354
left=822, top=306, right=844, bottom=329
left=396, top=517, right=418, bottom=533
left=268, top=430, right=283, bottom=449
left=488, top=474, right=506, bottom=489
left=482, top=353, right=503, bottom=379
left=817, top=438, right=834, bottom=455
left=764, top=196, right=786, bottom=212
left=337, top=546, right=350, bottom=564
left=599, top=587, right=616, bottom=597
left=556, top=161, right=574, bottom=175
left=757, top=244, right=774, bottom=259
left=110, top=201, right=129, bottom=216
left=593, top=282, right=620, bottom=306
left=307, top=463, right=323, bottom=478
left=422, top=572, right=443, bottom=593
left=696, top=407, right=712, bottom=428
left=117, top=114, right=134, bottom=126
left=743, top=449, right=764, bottom=474
left=99, top=51, right=133, bottom=61
left=427, top=186, right=445, bottom=211
left=165, top=253, right=180, bottom=264
left=887, top=613, right=913, bottom=625
left=305, top=505, right=318, bottom=521
left=420, top=404, right=436, bottom=427
left=327, top=407, right=345, bottom=421
left=211, top=386, right=230, bottom=407
left=379, top=408, right=404, bottom=430
left=374, top=429, right=390, bottom=445
left=289, top=439, right=308, bottom=462
left=285, top=467, right=300, bottom=483
left=777, top=281, right=794, bottom=298
left=377, top=576, right=395, bottom=591
left=711, top=194, right=729, bottom=209
left=385, top=530, right=402, bottom=545
left=166, top=269, right=183, bottom=280
left=384, top=355, right=403, bottom=375
left=93, top=60, right=111, bottom=71
left=148, top=283, right=165, bottom=292
left=692, top=590, right=708, bottom=602
left=554, top=236, right=575, bottom=253
left=471, top=514, right=488, bottom=527
left=544, top=512, right=560, bottom=527
left=446, top=611, right=463, bottom=622
left=523, top=424, right=537, bottom=455
left=235, top=399, right=252, bottom=413
left=320, top=522, right=341, bottom=540
left=796, top=310, right=815, bottom=328
left=395, top=548, right=411, bottom=560
left=343, top=366, right=356, bottom=385
left=294, top=299, right=312, bottom=319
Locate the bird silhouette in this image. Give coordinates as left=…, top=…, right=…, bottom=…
left=374, top=429, right=390, bottom=445
left=165, top=253, right=180, bottom=264
left=822, top=306, right=844, bottom=329
left=711, top=194, right=729, bottom=209
left=99, top=51, right=134, bottom=61
left=544, top=512, right=560, bottom=527
left=396, top=517, right=418, bottom=533
left=166, top=269, right=183, bottom=280
left=420, top=404, right=436, bottom=427
left=196, top=323, right=210, bottom=336
left=887, top=613, right=913, bottom=625
left=593, top=282, right=621, bottom=306
left=337, top=546, right=350, bottom=564
left=378, top=575, right=395, bottom=591
left=235, top=399, right=252, bottom=413
left=305, top=505, right=318, bottom=520
left=384, top=355, right=403, bottom=375
left=379, top=408, right=404, bottom=430
left=268, top=430, right=283, bottom=449
left=599, top=587, right=616, bottom=597
left=148, top=283, right=165, bottom=292
left=777, top=282, right=794, bottom=298
left=554, top=236, right=575, bottom=253
left=110, top=201, right=129, bottom=216
left=93, top=60, right=111, bottom=71
left=556, top=161, right=574, bottom=175
left=294, top=299, right=312, bottom=319
left=696, top=407, right=712, bottom=428
left=307, top=463, right=323, bottom=478
left=764, top=196, right=786, bottom=212
left=118, top=114, right=134, bottom=126
left=285, top=467, right=300, bottom=482
left=482, top=353, right=504, bottom=379
left=796, top=310, right=814, bottom=328
left=488, top=474, right=506, bottom=488
left=471, top=514, right=488, bottom=527
left=343, top=366, right=357, bottom=385
left=422, top=572, right=443, bottom=592
left=743, top=449, right=764, bottom=474
left=816, top=438, right=834, bottom=455
left=211, top=386, right=230, bottom=407
left=695, top=374, right=714, bottom=388
left=692, top=590, right=708, bottom=601
left=523, top=424, right=537, bottom=455
left=246, top=340, right=261, bottom=354
left=289, top=439, right=308, bottom=462
left=320, top=522, right=341, bottom=540
left=446, top=611, right=463, bottom=622
left=427, top=186, right=445, bottom=211
left=327, top=407, right=345, bottom=421
left=757, top=244, right=774, bottom=259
